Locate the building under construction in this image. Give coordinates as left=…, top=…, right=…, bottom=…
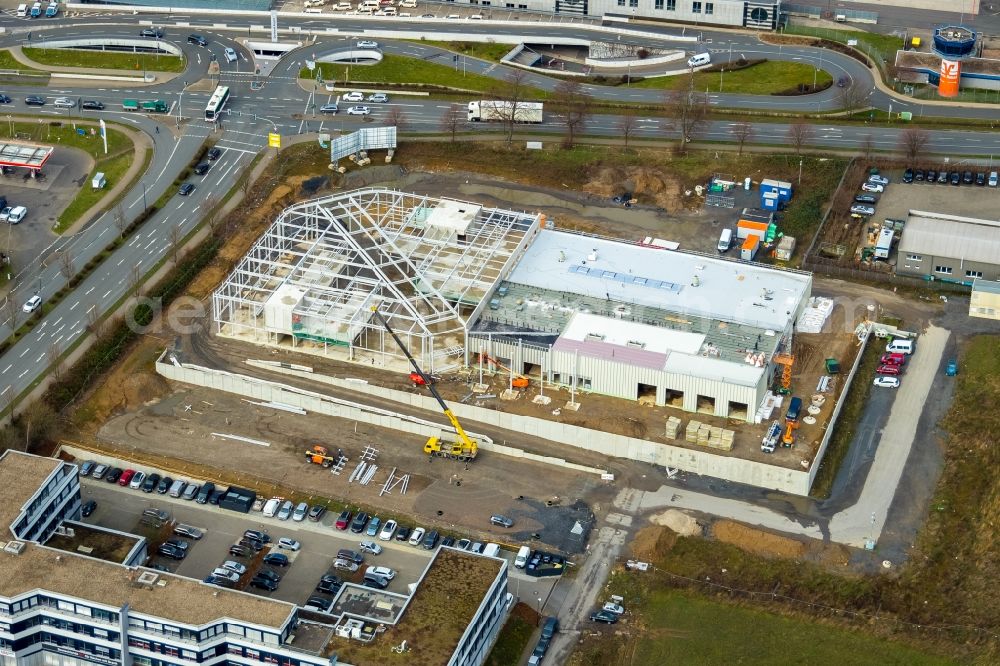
left=212, top=188, right=813, bottom=422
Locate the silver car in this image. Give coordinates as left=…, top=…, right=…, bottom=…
left=292, top=502, right=308, bottom=522
left=277, top=500, right=294, bottom=520
left=53, top=97, right=77, bottom=109
left=367, top=93, right=389, bottom=103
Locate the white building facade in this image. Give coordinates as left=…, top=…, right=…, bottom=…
left=486, top=0, right=780, bottom=28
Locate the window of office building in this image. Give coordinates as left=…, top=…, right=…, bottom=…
left=667, top=0, right=676, bottom=8
left=966, top=270, right=984, bottom=279
left=934, top=266, right=953, bottom=274
left=655, top=0, right=663, bottom=7
left=705, top=1, right=713, bottom=13
left=692, top=1, right=701, bottom=11
left=629, top=0, right=638, bottom=5
left=906, top=254, right=922, bottom=261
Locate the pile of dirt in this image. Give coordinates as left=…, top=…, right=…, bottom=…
left=582, top=166, right=686, bottom=213
left=712, top=520, right=808, bottom=559
left=121, top=373, right=170, bottom=408
left=649, top=509, right=701, bottom=537
left=630, top=524, right=678, bottom=562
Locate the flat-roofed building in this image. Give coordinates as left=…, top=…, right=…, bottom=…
left=970, top=279, right=1000, bottom=320
left=896, top=211, right=1000, bottom=283
left=0, top=450, right=81, bottom=542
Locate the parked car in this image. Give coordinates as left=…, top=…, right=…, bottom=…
left=362, top=574, right=390, bottom=589
left=867, top=174, right=889, bottom=186
left=91, top=464, right=108, bottom=479
left=850, top=205, right=875, bottom=216
left=335, top=510, right=352, bottom=530
left=333, top=558, right=359, bottom=572
left=317, top=579, right=341, bottom=594
left=860, top=182, right=884, bottom=193
left=318, top=574, right=341, bottom=591
left=229, top=544, right=253, bottom=558
left=81, top=500, right=97, bottom=517
left=164, top=538, right=189, bottom=552
left=24, top=96, right=46, bottom=106
left=277, top=537, right=301, bottom=551
left=422, top=529, right=440, bottom=550
left=365, top=565, right=396, bottom=580
left=902, top=168, right=914, bottom=183
left=990, top=171, right=999, bottom=187
left=277, top=500, right=294, bottom=520
left=378, top=519, right=397, bottom=541
left=182, top=483, right=200, bottom=500
left=881, top=353, right=906, bottom=366
left=337, top=548, right=364, bottom=564
left=356, top=40, right=379, bottom=48
left=304, top=596, right=332, bottom=612
left=204, top=575, right=235, bottom=588
left=914, top=169, right=925, bottom=182
left=319, top=103, right=339, bottom=114
left=211, top=568, right=239, bottom=582
left=926, top=168, right=937, bottom=182
left=263, top=552, right=289, bottom=567
left=142, top=473, right=161, bottom=493
left=350, top=512, right=370, bottom=533
left=441, top=536, right=456, bottom=548
left=79, top=460, right=95, bottom=476
left=950, top=171, right=961, bottom=185
left=308, top=504, right=327, bottom=521
left=156, top=476, right=173, bottom=493
left=250, top=576, right=278, bottom=591
left=367, top=93, right=389, bottom=103
left=590, top=609, right=619, bottom=624
left=963, top=171, right=974, bottom=185
left=456, top=538, right=472, bottom=551
left=359, top=540, right=382, bottom=555
left=178, top=183, right=195, bottom=196
left=395, top=525, right=411, bottom=542
left=976, top=172, right=986, bottom=186
left=365, top=516, right=381, bottom=537
left=342, top=91, right=365, bottom=102
left=873, top=376, right=900, bottom=388
left=239, top=537, right=265, bottom=552
left=346, top=105, right=371, bottom=116
left=244, top=530, right=271, bottom=543
left=222, top=560, right=247, bottom=575
left=7, top=205, right=26, bottom=224
left=157, top=544, right=186, bottom=560
left=854, top=194, right=878, bottom=204
left=408, top=527, right=426, bottom=546
left=174, top=524, right=203, bottom=540
left=292, top=502, right=309, bottom=522
left=876, top=364, right=902, bottom=375
left=602, top=602, right=625, bottom=615
left=257, top=568, right=282, bottom=583
left=490, top=514, right=514, bottom=528
left=118, top=469, right=136, bottom=487
left=105, top=467, right=123, bottom=483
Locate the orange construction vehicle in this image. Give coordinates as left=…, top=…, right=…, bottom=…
left=477, top=352, right=530, bottom=389
left=304, top=445, right=339, bottom=468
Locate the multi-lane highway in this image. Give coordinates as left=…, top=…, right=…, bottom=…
left=0, top=8, right=998, bottom=413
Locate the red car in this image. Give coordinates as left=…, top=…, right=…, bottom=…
left=118, top=469, right=136, bottom=487
left=335, top=509, right=352, bottom=530
left=880, top=353, right=906, bottom=366
left=876, top=364, right=902, bottom=376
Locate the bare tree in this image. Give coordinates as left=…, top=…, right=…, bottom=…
left=48, top=341, right=63, bottom=380
left=662, top=75, right=710, bottom=152
left=203, top=194, right=221, bottom=233
left=19, top=400, right=57, bottom=452
left=861, top=134, right=875, bottom=161
left=58, top=250, right=74, bottom=280
left=440, top=103, right=465, bottom=142
left=898, top=127, right=930, bottom=163
left=617, top=109, right=637, bottom=153
left=129, top=263, right=142, bottom=299
left=838, top=81, right=868, bottom=114
left=731, top=122, right=754, bottom=156
left=169, top=225, right=183, bottom=265
left=3, top=292, right=20, bottom=333
left=786, top=120, right=815, bottom=156
left=386, top=107, right=408, bottom=133
left=2, top=384, right=15, bottom=426
left=552, top=79, right=592, bottom=149
left=113, top=203, right=128, bottom=238
left=487, top=68, right=533, bottom=147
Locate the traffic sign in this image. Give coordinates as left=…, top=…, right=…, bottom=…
left=268, top=133, right=281, bottom=148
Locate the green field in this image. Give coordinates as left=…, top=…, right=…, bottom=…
left=633, top=60, right=832, bottom=94
left=415, top=40, right=516, bottom=63
left=782, top=26, right=904, bottom=64
left=0, top=49, right=40, bottom=72
left=23, top=47, right=185, bottom=73
left=305, top=54, right=541, bottom=95
left=54, top=151, right=133, bottom=233
left=631, top=590, right=953, bottom=666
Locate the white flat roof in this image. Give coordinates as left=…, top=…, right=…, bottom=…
left=664, top=352, right=765, bottom=386
left=423, top=198, right=480, bottom=236
left=507, top=230, right=811, bottom=331
left=562, top=312, right=704, bottom=355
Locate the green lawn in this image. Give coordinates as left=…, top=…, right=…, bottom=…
left=23, top=47, right=185, bottom=73
left=305, top=54, right=540, bottom=95
left=783, top=26, right=904, bottom=62
left=484, top=614, right=534, bottom=666
left=3, top=121, right=131, bottom=159
left=415, top=40, right=517, bottom=63
left=632, top=590, right=953, bottom=666
left=633, top=60, right=832, bottom=94
left=54, top=151, right=133, bottom=233
left=0, top=49, right=40, bottom=72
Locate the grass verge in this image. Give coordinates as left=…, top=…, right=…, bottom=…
left=4, top=120, right=131, bottom=159
left=810, top=338, right=881, bottom=498
left=781, top=26, right=904, bottom=62
left=0, top=49, right=41, bottom=72
left=306, top=55, right=544, bottom=95
left=485, top=606, right=537, bottom=666
left=23, top=47, right=185, bottom=73
left=633, top=60, right=832, bottom=94
left=415, top=40, right=516, bottom=63
left=53, top=151, right=133, bottom=233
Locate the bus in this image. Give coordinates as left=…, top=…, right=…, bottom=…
left=204, top=85, right=230, bottom=121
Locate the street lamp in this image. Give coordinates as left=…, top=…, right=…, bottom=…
left=141, top=182, right=147, bottom=212
left=177, top=80, right=187, bottom=129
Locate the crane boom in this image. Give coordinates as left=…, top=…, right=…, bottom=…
left=370, top=308, right=478, bottom=461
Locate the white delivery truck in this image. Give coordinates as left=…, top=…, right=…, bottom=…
left=515, top=545, right=530, bottom=568
left=468, top=100, right=544, bottom=123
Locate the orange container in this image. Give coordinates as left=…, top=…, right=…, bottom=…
left=938, top=59, right=961, bottom=98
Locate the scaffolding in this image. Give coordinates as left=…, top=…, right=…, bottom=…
left=212, top=188, right=539, bottom=372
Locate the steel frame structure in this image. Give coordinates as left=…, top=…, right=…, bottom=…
left=212, top=188, right=539, bottom=372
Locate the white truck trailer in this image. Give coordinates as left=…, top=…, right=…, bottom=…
left=467, top=100, right=543, bottom=123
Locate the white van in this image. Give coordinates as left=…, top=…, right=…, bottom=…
left=515, top=545, right=530, bottom=568
left=262, top=497, right=282, bottom=517
left=717, top=228, right=732, bottom=252
left=16, top=4, right=28, bottom=16
left=482, top=543, right=500, bottom=558
left=334, top=1, right=352, bottom=8
left=687, top=52, right=711, bottom=68
left=885, top=339, right=914, bottom=355
left=399, top=0, right=417, bottom=6
left=360, top=0, right=379, bottom=7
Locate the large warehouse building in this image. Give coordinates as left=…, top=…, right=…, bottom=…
left=896, top=210, right=1000, bottom=284
left=213, top=189, right=812, bottom=423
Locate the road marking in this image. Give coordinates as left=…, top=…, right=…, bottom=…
left=19, top=348, right=28, bottom=358
left=2, top=365, right=10, bottom=374
left=102, top=290, right=112, bottom=299
left=86, top=287, right=94, bottom=295
left=54, top=335, right=64, bottom=344
left=70, top=301, right=79, bottom=311
left=18, top=369, right=27, bottom=379
left=52, top=317, right=62, bottom=327
left=35, top=353, right=44, bottom=363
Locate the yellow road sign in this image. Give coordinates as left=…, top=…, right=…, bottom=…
left=268, top=133, right=281, bottom=148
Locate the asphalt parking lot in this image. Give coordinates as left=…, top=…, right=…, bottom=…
left=3, top=148, right=93, bottom=267
left=78, top=478, right=551, bottom=609
left=873, top=168, right=999, bottom=223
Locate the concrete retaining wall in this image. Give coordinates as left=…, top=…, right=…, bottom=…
left=245, top=361, right=812, bottom=495
left=156, top=355, right=608, bottom=478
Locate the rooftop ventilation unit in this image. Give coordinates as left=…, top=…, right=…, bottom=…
left=3, top=541, right=26, bottom=555
left=136, top=571, right=159, bottom=586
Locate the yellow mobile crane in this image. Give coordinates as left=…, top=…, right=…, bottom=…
left=370, top=307, right=478, bottom=462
